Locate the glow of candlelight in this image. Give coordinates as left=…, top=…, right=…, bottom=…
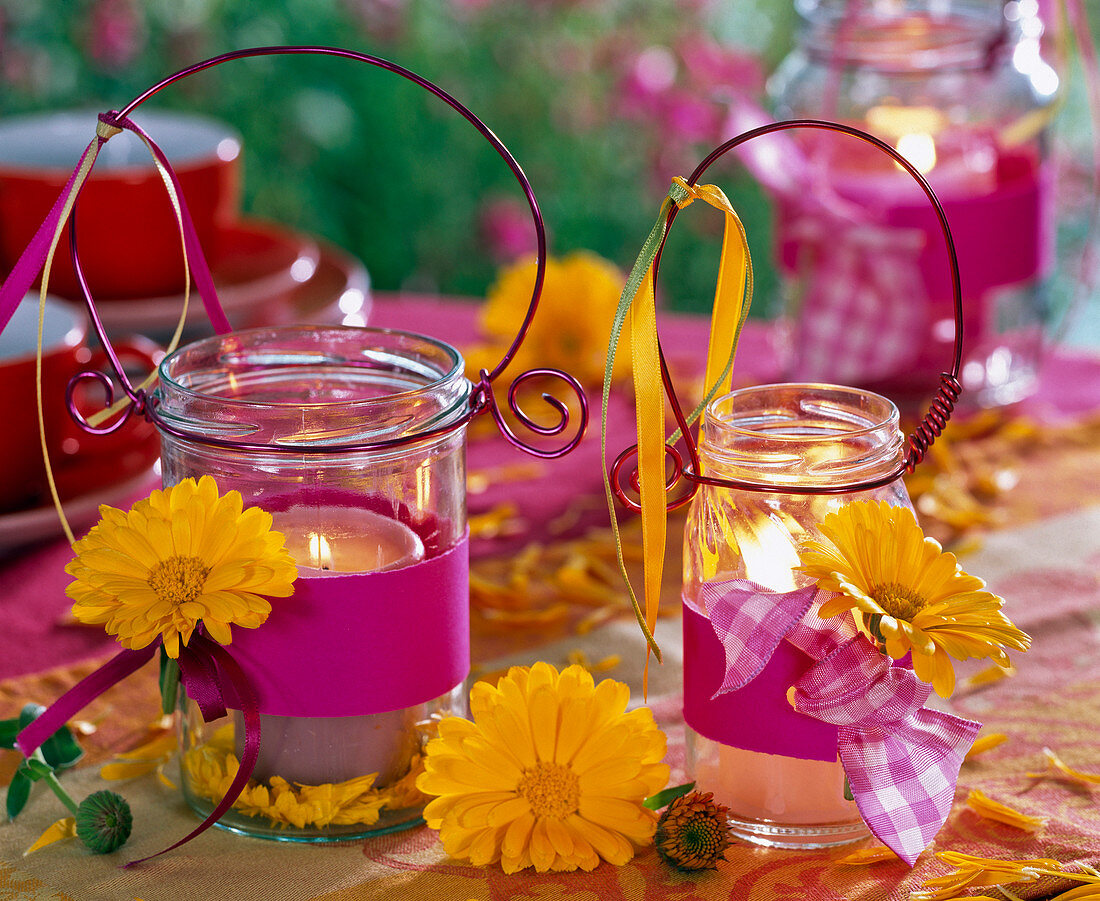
left=866, top=104, right=945, bottom=175
left=307, top=532, right=335, bottom=571
left=896, top=132, right=937, bottom=174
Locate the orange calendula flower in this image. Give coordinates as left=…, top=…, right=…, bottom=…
left=966, top=789, right=1046, bottom=832
left=797, top=500, right=1030, bottom=697
left=654, top=791, right=733, bottom=871
left=417, top=662, right=669, bottom=874
left=66, top=476, right=297, bottom=657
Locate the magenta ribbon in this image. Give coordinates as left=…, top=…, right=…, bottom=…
left=792, top=636, right=980, bottom=866
left=16, top=633, right=260, bottom=866
left=0, top=110, right=231, bottom=337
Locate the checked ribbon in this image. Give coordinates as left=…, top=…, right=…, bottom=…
left=700, top=579, right=980, bottom=866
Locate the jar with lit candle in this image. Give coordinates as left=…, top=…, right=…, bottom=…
left=156, top=325, right=470, bottom=840
left=768, top=0, right=1059, bottom=408
left=682, top=382, right=911, bottom=847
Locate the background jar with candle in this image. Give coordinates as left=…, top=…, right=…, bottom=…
left=682, top=382, right=911, bottom=848
left=767, top=0, right=1059, bottom=409
left=156, top=325, right=470, bottom=841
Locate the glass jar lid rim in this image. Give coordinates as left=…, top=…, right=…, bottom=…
left=156, top=324, right=469, bottom=412
left=704, top=382, right=901, bottom=442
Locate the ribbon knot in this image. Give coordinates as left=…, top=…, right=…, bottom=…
left=793, top=636, right=928, bottom=727
left=96, top=113, right=123, bottom=139
left=16, top=635, right=261, bottom=866
left=792, top=636, right=980, bottom=865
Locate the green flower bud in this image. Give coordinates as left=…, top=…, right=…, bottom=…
left=74, top=790, right=132, bottom=854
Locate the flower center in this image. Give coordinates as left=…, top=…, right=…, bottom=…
left=676, top=816, right=726, bottom=856
left=871, top=581, right=927, bottom=622
left=516, top=761, right=580, bottom=819
left=148, top=555, right=210, bottom=606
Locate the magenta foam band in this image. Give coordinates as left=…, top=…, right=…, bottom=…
left=220, top=534, right=470, bottom=717
left=681, top=600, right=837, bottom=762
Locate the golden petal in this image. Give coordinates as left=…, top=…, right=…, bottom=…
left=501, top=809, right=535, bottom=859
left=566, top=814, right=633, bottom=866
left=529, top=818, right=556, bottom=872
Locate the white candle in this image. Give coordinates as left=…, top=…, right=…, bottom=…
left=237, top=506, right=427, bottom=786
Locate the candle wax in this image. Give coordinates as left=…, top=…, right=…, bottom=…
left=238, top=505, right=428, bottom=786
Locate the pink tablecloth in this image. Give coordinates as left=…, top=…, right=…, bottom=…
left=0, top=294, right=1097, bottom=681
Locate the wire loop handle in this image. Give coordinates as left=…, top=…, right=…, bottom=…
left=611, top=118, right=965, bottom=511
left=65, top=46, right=587, bottom=458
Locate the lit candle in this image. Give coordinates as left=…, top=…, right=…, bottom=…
left=237, top=506, right=427, bottom=786
left=690, top=502, right=861, bottom=830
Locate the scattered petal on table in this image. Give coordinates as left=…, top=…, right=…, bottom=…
left=966, top=789, right=1046, bottom=832
left=835, top=845, right=900, bottom=865
left=24, top=817, right=76, bottom=856
left=1028, top=747, right=1100, bottom=785
left=965, top=732, right=1009, bottom=760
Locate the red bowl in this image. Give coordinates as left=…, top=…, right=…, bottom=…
left=0, top=108, right=241, bottom=300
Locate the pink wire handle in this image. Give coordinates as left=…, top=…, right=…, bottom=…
left=66, top=45, right=587, bottom=459
left=612, top=118, right=964, bottom=510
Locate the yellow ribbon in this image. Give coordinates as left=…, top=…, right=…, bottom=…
left=602, top=176, right=754, bottom=693
left=35, top=117, right=193, bottom=545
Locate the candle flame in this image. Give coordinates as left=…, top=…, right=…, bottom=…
left=740, top=512, right=800, bottom=592
left=308, top=532, right=335, bottom=571
left=866, top=104, right=944, bottom=175
left=896, top=133, right=937, bottom=175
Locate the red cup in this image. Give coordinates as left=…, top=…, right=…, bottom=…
left=0, top=295, right=161, bottom=512
left=0, top=109, right=241, bottom=301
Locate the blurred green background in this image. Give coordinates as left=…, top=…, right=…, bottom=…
left=1, top=0, right=1096, bottom=347
left=0, top=0, right=798, bottom=314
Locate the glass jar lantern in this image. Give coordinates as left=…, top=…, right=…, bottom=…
left=156, top=326, right=471, bottom=840
left=682, top=383, right=910, bottom=847
left=606, top=120, right=968, bottom=854
left=768, top=0, right=1059, bottom=408
left=0, top=44, right=588, bottom=858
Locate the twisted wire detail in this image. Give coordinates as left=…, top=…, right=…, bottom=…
left=905, top=373, right=962, bottom=471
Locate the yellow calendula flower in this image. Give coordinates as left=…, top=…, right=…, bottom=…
left=66, top=476, right=297, bottom=658
left=417, top=662, right=669, bottom=874
left=470, top=251, right=629, bottom=386
left=797, top=500, right=1030, bottom=698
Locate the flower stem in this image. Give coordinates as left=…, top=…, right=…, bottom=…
left=42, top=771, right=79, bottom=817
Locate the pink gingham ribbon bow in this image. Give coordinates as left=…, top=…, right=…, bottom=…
left=790, top=635, right=980, bottom=865
left=701, top=580, right=979, bottom=865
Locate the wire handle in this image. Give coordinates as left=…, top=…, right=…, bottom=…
left=64, top=45, right=586, bottom=458
left=611, top=118, right=964, bottom=510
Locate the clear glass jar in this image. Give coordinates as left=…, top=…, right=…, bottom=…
left=155, top=325, right=470, bottom=841
left=682, top=383, right=912, bottom=848
left=768, top=0, right=1059, bottom=408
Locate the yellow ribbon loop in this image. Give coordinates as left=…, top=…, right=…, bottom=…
left=603, top=177, right=754, bottom=695
left=669, top=177, right=754, bottom=425
left=36, top=117, right=194, bottom=545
